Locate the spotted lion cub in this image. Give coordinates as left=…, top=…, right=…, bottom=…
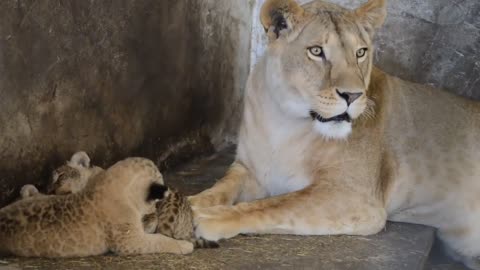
left=20, top=151, right=219, bottom=250
left=18, top=151, right=102, bottom=200
left=0, top=157, right=193, bottom=257
left=143, top=189, right=219, bottom=249
left=49, top=151, right=103, bottom=195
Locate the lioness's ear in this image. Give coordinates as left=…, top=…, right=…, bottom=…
left=261, top=0, right=304, bottom=41
left=355, top=0, right=387, bottom=32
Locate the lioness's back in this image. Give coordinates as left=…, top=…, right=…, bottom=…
left=382, top=70, right=480, bottom=150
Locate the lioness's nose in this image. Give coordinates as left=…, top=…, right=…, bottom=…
left=336, top=90, right=363, bottom=106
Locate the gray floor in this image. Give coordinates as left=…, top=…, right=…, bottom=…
left=425, top=238, right=469, bottom=270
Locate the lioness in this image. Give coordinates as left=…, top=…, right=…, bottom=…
left=191, top=0, right=480, bottom=268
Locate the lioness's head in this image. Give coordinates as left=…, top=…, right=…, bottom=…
left=260, top=0, right=386, bottom=139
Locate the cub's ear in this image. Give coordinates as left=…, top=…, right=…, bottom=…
left=147, top=183, right=169, bottom=202
left=261, top=0, right=305, bottom=41
left=354, top=0, right=387, bottom=33
left=69, top=151, right=91, bottom=168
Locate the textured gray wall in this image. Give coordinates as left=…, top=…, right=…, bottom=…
left=375, top=0, right=480, bottom=99
left=252, top=0, right=480, bottom=99
left=0, top=0, right=252, bottom=206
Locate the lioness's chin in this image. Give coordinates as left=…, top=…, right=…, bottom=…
left=313, top=121, right=352, bottom=139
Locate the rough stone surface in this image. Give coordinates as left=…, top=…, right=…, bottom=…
left=0, top=227, right=435, bottom=270
left=425, top=238, right=469, bottom=270
left=251, top=0, right=480, bottom=99
left=0, top=0, right=252, bottom=206
left=0, top=148, right=436, bottom=270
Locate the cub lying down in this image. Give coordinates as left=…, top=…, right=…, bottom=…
left=19, top=151, right=102, bottom=199
left=0, top=156, right=193, bottom=257
left=20, top=152, right=218, bottom=250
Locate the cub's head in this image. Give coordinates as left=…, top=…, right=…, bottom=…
left=103, top=157, right=166, bottom=214
left=143, top=183, right=171, bottom=232
left=146, top=183, right=170, bottom=202
left=261, top=0, right=386, bottom=139
left=49, top=151, right=104, bottom=195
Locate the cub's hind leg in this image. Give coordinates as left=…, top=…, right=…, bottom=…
left=190, top=162, right=264, bottom=208
left=109, top=225, right=193, bottom=255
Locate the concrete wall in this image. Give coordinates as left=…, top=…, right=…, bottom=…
left=251, top=0, right=480, bottom=99
left=0, top=0, right=253, bottom=206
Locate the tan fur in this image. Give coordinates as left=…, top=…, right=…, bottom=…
left=17, top=152, right=102, bottom=201
left=0, top=157, right=193, bottom=257
left=20, top=152, right=215, bottom=250
left=49, top=152, right=104, bottom=195
left=191, top=0, right=480, bottom=268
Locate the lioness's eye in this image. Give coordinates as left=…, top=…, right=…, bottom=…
left=307, top=46, right=324, bottom=61
left=308, top=46, right=324, bottom=57
left=356, top=48, right=368, bottom=58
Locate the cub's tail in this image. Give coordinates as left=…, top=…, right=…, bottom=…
left=192, top=238, right=220, bottom=249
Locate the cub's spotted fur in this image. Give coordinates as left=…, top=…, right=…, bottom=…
left=143, top=189, right=219, bottom=249
left=20, top=152, right=218, bottom=249
left=18, top=152, right=102, bottom=201
left=0, top=157, right=193, bottom=257
left=49, top=151, right=103, bottom=195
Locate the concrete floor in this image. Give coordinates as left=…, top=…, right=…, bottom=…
left=0, top=147, right=438, bottom=270
left=425, top=239, right=469, bottom=270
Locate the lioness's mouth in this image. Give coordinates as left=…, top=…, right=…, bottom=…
left=310, top=111, right=351, bottom=123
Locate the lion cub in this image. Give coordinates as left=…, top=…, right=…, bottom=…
left=18, top=151, right=102, bottom=200
left=0, top=157, right=193, bottom=257
left=21, top=152, right=218, bottom=249
left=143, top=189, right=219, bottom=249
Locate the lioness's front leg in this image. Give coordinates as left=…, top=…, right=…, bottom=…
left=194, top=184, right=387, bottom=241
left=189, top=162, right=265, bottom=208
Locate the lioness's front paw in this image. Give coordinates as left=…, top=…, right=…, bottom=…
left=195, top=218, right=236, bottom=242
left=194, top=206, right=241, bottom=241
left=176, top=240, right=194, bottom=255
